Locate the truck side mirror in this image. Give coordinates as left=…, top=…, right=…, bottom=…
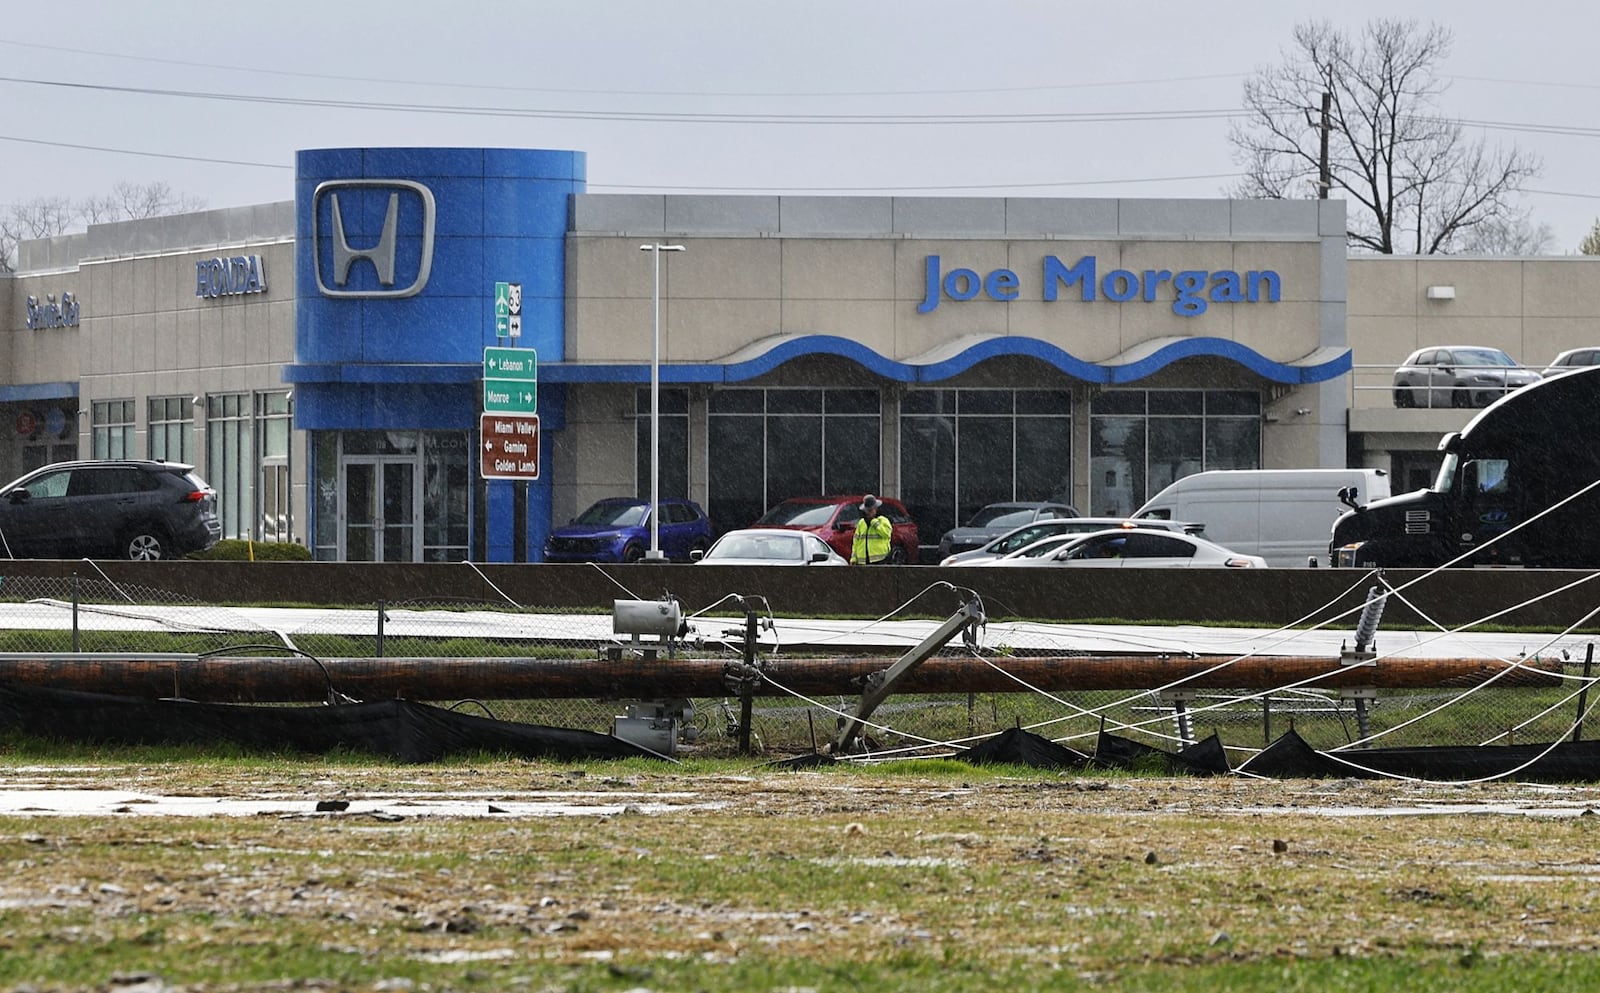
left=1337, top=486, right=1361, bottom=512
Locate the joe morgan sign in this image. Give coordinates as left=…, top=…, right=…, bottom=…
left=919, top=254, right=1282, bottom=317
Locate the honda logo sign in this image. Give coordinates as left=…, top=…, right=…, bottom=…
left=311, top=179, right=436, bottom=298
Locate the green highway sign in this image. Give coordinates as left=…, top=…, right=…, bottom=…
left=484, top=346, right=537, bottom=413
left=494, top=281, right=523, bottom=338
left=494, top=281, right=511, bottom=336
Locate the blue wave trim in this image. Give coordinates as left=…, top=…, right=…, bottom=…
left=1104, top=337, right=1352, bottom=385
left=537, top=334, right=1350, bottom=385
left=722, top=334, right=916, bottom=382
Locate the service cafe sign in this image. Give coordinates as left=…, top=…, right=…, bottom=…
left=917, top=254, right=1282, bottom=317
left=194, top=254, right=267, bottom=298
left=25, top=292, right=80, bottom=330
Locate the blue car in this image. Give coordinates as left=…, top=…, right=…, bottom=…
left=543, top=497, right=712, bottom=563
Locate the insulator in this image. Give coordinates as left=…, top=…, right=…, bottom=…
left=1353, top=586, right=1386, bottom=653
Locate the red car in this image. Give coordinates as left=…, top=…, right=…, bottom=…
left=753, top=495, right=920, bottom=564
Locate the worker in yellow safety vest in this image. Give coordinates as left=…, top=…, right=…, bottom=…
left=851, top=494, right=894, bottom=564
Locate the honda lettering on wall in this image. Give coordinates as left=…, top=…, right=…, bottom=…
left=310, top=179, right=436, bottom=298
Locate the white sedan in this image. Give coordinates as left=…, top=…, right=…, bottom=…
left=941, top=517, right=1205, bottom=566
left=979, top=527, right=1267, bottom=569
left=692, top=528, right=848, bottom=566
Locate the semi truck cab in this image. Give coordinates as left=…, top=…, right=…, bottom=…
left=1331, top=366, right=1600, bottom=569
left=1331, top=435, right=1524, bottom=567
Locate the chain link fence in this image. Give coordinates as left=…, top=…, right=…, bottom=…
left=0, top=572, right=1593, bottom=766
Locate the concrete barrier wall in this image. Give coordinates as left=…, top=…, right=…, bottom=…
left=0, top=561, right=1593, bottom=630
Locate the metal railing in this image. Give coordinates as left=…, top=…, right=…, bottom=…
left=1348, top=362, right=1542, bottom=411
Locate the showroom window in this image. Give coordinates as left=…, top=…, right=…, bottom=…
left=900, top=389, right=1073, bottom=554
left=706, top=388, right=879, bottom=534
left=91, top=399, right=135, bottom=459
left=256, top=392, right=293, bottom=543
left=207, top=393, right=252, bottom=539
left=634, top=388, right=690, bottom=502
left=148, top=396, right=194, bottom=464
left=1088, top=390, right=1260, bottom=516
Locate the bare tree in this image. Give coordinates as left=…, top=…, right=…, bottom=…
left=1452, top=210, right=1554, bottom=256
left=80, top=181, right=206, bottom=224
left=1, top=196, right=78, bottom=273
left=1581, top=219, right=1600, bottom=256
left=2, top=182, right=206, bottom=271
left=1229, top=18, right=1541, bottom=255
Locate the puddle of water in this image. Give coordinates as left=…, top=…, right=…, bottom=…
left=0, top=788, right=724, bottom=819
left=412, top=949, right=516, bottom=964
left=823, top=856, right=964, bottom=868
left=1229, top=804, right=1598, bottom=818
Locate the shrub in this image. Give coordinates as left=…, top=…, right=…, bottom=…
left=187, top=539, right=313, bottom=561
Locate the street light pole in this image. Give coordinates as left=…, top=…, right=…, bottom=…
left=640, top=243, right=684, bottom=561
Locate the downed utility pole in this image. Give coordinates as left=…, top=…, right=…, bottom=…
left=0, top=650, right=1561, bottom=703
left=832, top=596, right=986, bottom=755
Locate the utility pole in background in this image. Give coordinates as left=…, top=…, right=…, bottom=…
left=1315, top=91, right=1332, bottom=198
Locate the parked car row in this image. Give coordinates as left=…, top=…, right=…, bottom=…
left=0, top=455, right=1276, bottom=568
left=949, top=527, right=1267, bottom=569
left=540, top=492, right=1270, bottom=569
left=935, top=501, right=1079, bottom=561
left=939, top=517, right=1207, bottom=566
left=542, top=494, right=918, bottom=565
left=1391, top=345, right=1600, bottom=409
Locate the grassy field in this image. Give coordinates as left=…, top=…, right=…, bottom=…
left=4, top=750, right=1600, bottom=991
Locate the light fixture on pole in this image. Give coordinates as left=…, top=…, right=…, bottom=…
left=640, top=242, right=685, bottom=561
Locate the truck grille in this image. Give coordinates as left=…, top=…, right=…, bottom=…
left=1403, top=510, right=1431, bottom=535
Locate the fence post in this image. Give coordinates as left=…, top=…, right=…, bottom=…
left=738, top=602, right=758, bottom=755
left=376, top=600, right=386, bottom=659
left=1574, top=643, right=1595, bottom=743
left=71, top=573, right=80, bottom=654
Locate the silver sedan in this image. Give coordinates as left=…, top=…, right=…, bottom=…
left=1392, top=346, right=1541, bottom=408
left=975, top=527, right=1268, bottom=568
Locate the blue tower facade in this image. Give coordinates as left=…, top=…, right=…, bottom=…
left=288, top=147, right=585, bottom=561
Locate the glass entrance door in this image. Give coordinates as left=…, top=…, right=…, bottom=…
left=341, top=457, right=419, bottom=562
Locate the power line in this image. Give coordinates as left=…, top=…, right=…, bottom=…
left=1449, top=74, right=1600, bottom=93
left=0, top=131, right=1236, bottom=193
left=0, top=74, right=1241, bottom=125
left=0, top=133, right=289, bottom=169
left=1525, top=188, right=1600, bottom=201
left=5, top=126, right=1596, bottom=203
left=0, top=37, right=1243, bottom=99
left=592, top=172, right=1243, bottom=193
left=1452, top=117, right=1600, bottom=140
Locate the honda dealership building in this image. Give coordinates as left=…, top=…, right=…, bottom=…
left=2, top=146, right=1596, bottom=561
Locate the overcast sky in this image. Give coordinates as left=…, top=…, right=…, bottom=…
left=3, top=0, right=1597, bottom=251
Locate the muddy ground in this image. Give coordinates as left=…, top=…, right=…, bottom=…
left=8, top=762, right=1600, bottom=991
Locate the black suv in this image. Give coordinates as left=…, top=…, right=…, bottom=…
left=0, top=460, right=222, bottom=560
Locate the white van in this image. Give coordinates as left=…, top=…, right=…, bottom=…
left=1133, top=469, right=1391, bottom=568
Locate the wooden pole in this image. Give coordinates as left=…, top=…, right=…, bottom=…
left=0, top=652, right=1562, bottom=704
